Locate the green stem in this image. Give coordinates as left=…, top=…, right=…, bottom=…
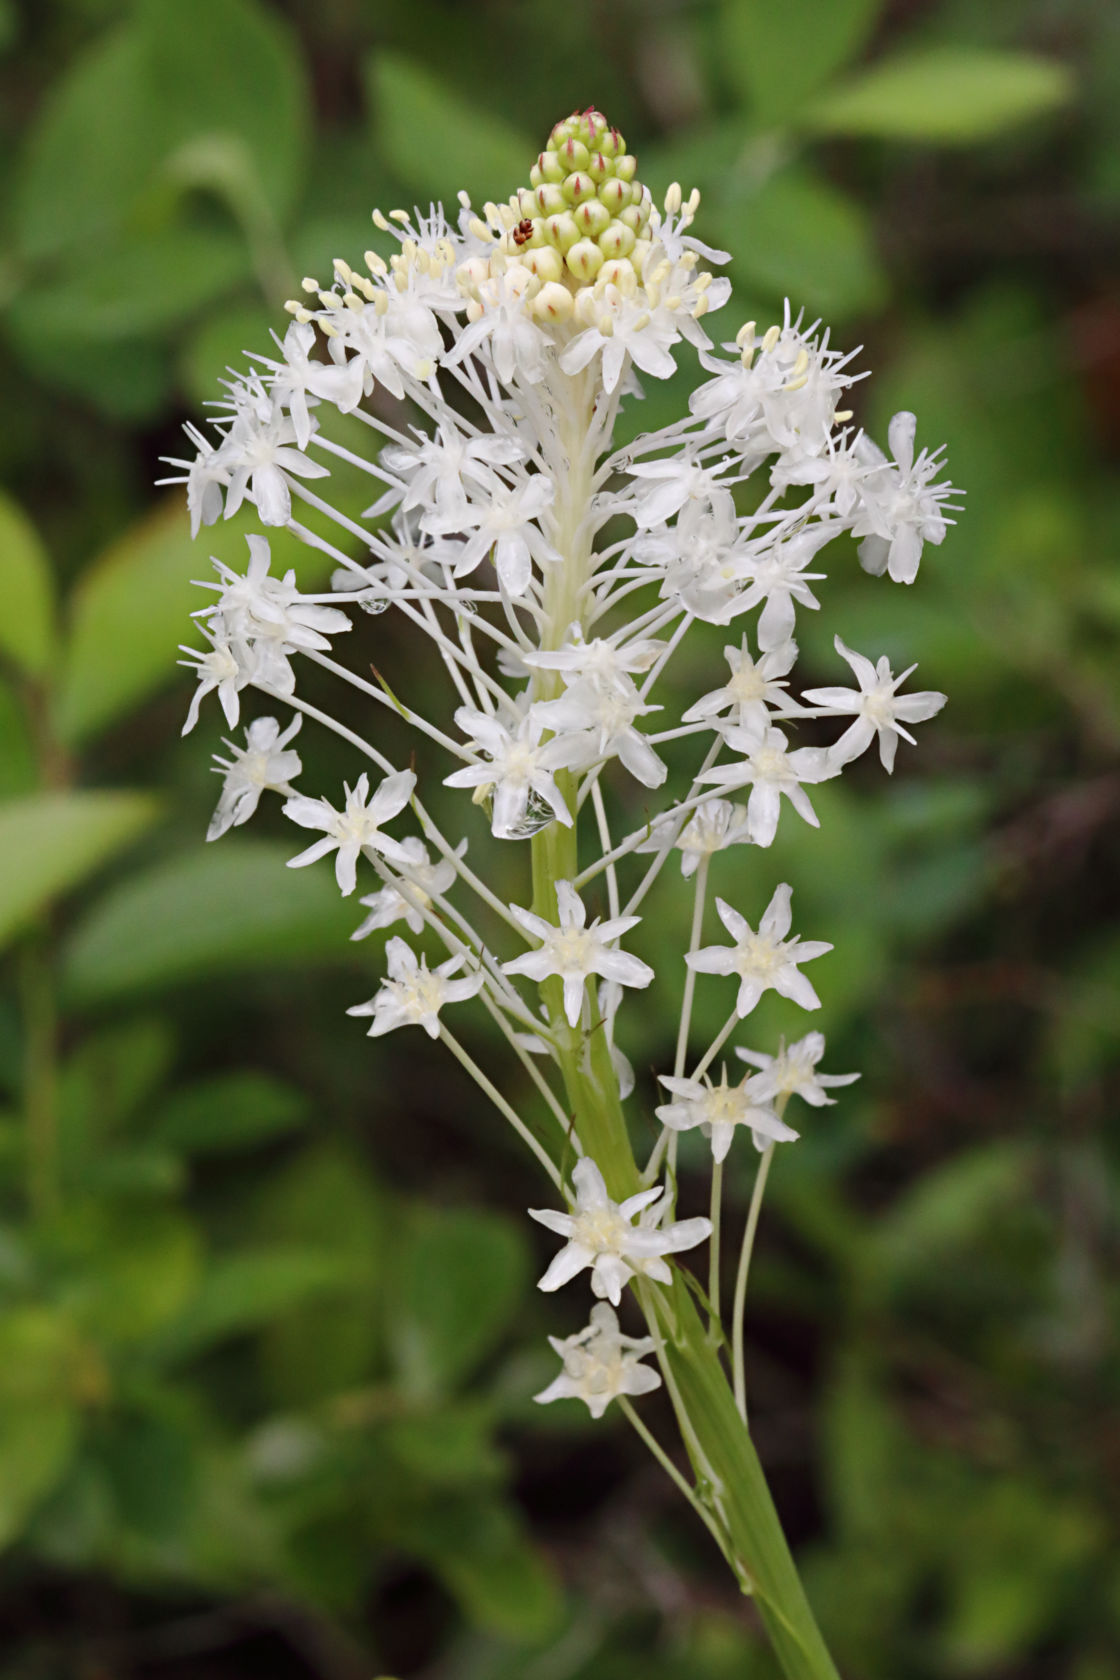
left=733, top=1140, right=776, bottom=1422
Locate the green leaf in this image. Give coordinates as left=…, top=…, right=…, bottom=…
left=152, top=1247, right=349, bottom=1363
left=715, top=165, right=886, bottom=319
left=62, top=840, right=358, bottom=1004
left=55, top=503, right=203, bottom=746
left=56, top=500, right=330, bottom=746
left=414, top=1499, right=562, bottom=1641
left=808, top=49, right=1075, bottom=144
left=255, top=1146, right=383, bottom=1405
left=12, top=26, right=152, bottom=261
left=719, top=0, right=883, bottom=127
left=0, top=1309, right=88, bottom=1543
left=0, top=790, right=160, bottom=953
left=383, top=1401, right=504, bottom=1489
left=152, top=1071, right=309, bottom=1155
left=55, top=1204, right=202, bottom=1343
left=6, top=226, right=250, bottom=347
left=13, top=0, right=309, bottom=264
left=389, top=1207, right=529, bottom=1400
left=134, top=0, right=310, bottom=224
left=0, top=677, right=38, bottom=801
left=367, top=53, right=533, bottom=204
left=0, top=492, right=56, bottom=676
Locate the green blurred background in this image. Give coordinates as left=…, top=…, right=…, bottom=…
left=0, top=1, right=1117, bottom=1676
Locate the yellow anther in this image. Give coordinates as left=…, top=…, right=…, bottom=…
left=316, top=291, right=337, bottom=309
left=343, top=291, right=364, bottom=312
left=736, top=320, right=756, bottom=348
left=762, top=324, right=782, bottom=353
left=685, top=187, right=701, bottom=215
left=693, top=296, right=709, bottom=319
left=333, top=257, right=354, bottom=283
left=694, top=271, right=712, bottom=293
left=301, top=276, right=319, bottom=292
left=666, top=295, right=682, bottom=311
left=284, top=298, right=301, bottom=314
left=372, top=209, right=391, bottom=231
left=664, top=182, right=682, bottom=216
left=389, top=209, right=410, bottom=224
left=351, top=274, right=378, bottom=301
left=792, top=347, right=809, bottom=377
left=364, top=250, right=387, bottom=276
left=834, top=409, right=854, bottom=422
left=401, top=239, right=417, bottom=263
left=374, top=291, right=389, bottom=315
left=319, top=319, right=339, bottom=337
left=469, top=217, right=494, bottom=242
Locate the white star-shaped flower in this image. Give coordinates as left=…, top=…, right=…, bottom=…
left=736, top=1032, right=859, bottom=1107
left=347, top=936, right=483, bottom=1039
left=529, top=1156, right=711, bottom=1305
left=683, top=636, right=797, bottom=732
left=425, top=476, right=556, bottom=597
left=533, top=1302, right=662, bottom=1419
left=636, top=799, right=753, bottom=878
left=503, top=881, right=654, bottom=1028
left=350, top=840, right=464, bottom=940
left=284, top=768, right=416, bottom=895
left=699, top=718, right=834, bottom=847
left=852, top=411, right=959, bottom=584
left=533, top=675, right=666, bottom=789
left=686, top=883, right=832, bottom=1017
left=656, top=1064, right=798, bottom=1162
left=444, top=706, right=572, bottom=839
left=802, top=636, right=946, bottom=772
left=207, top=715, right=302, bottom=842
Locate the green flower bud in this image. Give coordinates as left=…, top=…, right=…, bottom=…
left=549, top=118, right=574, bottom=149
left=559, top=137, right=590, bottom=173
left=598, top=221, right=636, bottom=258
left=562, top=171, right=597, bottom=207
left=529, top=164, right=543, bottom=189
left=587, top=151, right=612, bottom=185
left=597, top=178, right=631, bottom=214
left=533, top=183, right=567, bottom=217
left=619, top=203, right=645, bottom=233
left=539, top=150, right=566, bottom=184
left=574, top=198, right=611, bottom=239
left=516, top=188, right=537, bottom=219
left=545, top=211, right=581, bottom=253
left=524, top=245, right=565, bottom=284
left=566, top=238, right=604, bottom=281
left=599, top=126, right=624, bottom=159
left=614, top=153, right=638, bottom=184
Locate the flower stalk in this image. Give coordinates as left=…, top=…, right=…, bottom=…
left=170, top=104, right=959, bottom=1678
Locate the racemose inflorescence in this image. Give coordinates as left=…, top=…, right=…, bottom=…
left=168, top=106, right=957, bottom=1427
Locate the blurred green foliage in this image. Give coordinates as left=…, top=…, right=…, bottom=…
left=0, top=1, right=1117, bottom=1677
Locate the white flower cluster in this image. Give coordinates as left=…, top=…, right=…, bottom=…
left=172, top=108, right=954, bottom=1423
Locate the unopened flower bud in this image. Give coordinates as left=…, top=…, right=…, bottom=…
left=594, top=177, right=631, bottom=211
left=533, top=183, right=567, bottom=217
left=598, top=257, right=636, bottom=290
left=587, top=151, right=612, bottom=184
left=539, top=149, right=566, bottom=184
left=599, top=222, right=636, bottom=259
left=531, top=280, right=575, bottom=321
left=545, top=211, right=581, bottom=253
left=559, top=137, right=590, bottom=173
left=566, top=238, right=604, bottom=282
left=562, top=171, right=597, bottom=207
left=523, top=246, right=564, bottom=284
left=574, top=198, right=611, bottom=239
left=614, top=153, right=638, bottom=183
